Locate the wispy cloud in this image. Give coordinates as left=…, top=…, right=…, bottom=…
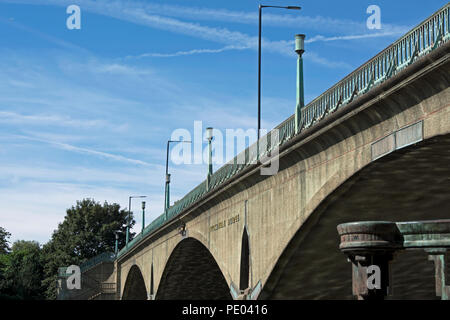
left=93, top=63, right=154, bottom=76
left=125, top=45, right=250, bottom=59
left=5, top=0, right=408, bottom=35
left=305, top=31, right=405, bottom=43
left=0, top=111, right=107, bottom=128
left=0, top=15, right=88, bottom=54
left=12, top=134, right=153, bottom=166
left=2, top=0, right=404, bottom=61
left=122, top=3, right=409, bottom=35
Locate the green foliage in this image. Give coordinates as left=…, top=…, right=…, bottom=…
left=0, top=227, right=11, bottom=254
left=0, top=199, right=131, bottom=300
left=0, top=240, right=44, bottom=300
left=41, top=198, right=133, bottom=299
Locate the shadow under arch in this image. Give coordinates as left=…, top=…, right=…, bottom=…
left=156, top=237, right=232, bottom=300
left=260, top=133, right=450, bottom=299
left=122, top=264, right=147, bottom=300
left=240, top=228, right=250, bottom=291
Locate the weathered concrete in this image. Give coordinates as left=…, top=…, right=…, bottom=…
left=115, top=41, right=450, bottom=300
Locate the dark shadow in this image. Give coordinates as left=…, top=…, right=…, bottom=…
left=122, top=265, right=147, bottom=300
left=150, top=263, right=154, bottom=297
left=156, top=238, right=231, bottom=300
left=240, top=229, right=250, bottom=291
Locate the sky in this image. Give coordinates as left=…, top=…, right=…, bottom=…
left=0, top=0, right=446, bottom=245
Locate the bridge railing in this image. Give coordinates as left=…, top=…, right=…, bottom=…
left=58, top=251, right=116, bottom=277
left=299, top=3, right=449, bottom=130
left=117, top=3, right=450, bottom=259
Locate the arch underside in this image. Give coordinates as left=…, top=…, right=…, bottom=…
left=156, top=238, right=231, bottom=300
left=261, top=133, right=450, bottom=299
left=122, top=265, right=147, bottom=300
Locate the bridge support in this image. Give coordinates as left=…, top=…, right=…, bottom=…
left=337, top=222, right=401, bottom=299
left=338, top=220, right=450, bottom=300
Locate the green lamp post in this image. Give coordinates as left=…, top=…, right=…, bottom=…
left=295, top=34, right=305, bottom=134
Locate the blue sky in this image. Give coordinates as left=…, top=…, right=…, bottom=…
left=0, top=0, right=445, bottom=244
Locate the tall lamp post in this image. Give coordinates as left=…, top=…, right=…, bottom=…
left=114, top=231, right=119, bottom=256
left=165, top=140, right=192, bottom=220
left=258, top=4, right=301, bottom=140
left=141, top=201, right=146, bottom=233
left=206, top=127, right=214, bottom=190
left=126, top=195, right=146, bottom=247
left=295, top=33, right=305, bottom=133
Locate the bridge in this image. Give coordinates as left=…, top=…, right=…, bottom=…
left=58, top=4, right=450, bottom=300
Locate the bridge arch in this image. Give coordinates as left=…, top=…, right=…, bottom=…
left=122, top=264, right=147, bottom=300
left=156, top=236, right=232, bottom=300
left=260, top=134, right=450, bottom=299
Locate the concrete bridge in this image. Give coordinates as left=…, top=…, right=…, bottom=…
left=59, top=4, right=450, bottom=300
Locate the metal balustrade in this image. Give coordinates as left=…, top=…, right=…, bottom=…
left=58, top=251, right=115, bottom=277
left=116, top=3, right=450, bottom=259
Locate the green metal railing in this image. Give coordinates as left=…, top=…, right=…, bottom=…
left=117, top=3, right=450, bottom=259
left=298, top=3, right=449, bottom=131
left=58, top=251, right=115, bottom=277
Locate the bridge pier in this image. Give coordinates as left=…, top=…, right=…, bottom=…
left=338, top=220, right=450, bottom=300
left=337, top=222, right=401, bottom=299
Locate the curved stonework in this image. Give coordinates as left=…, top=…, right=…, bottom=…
left=122, top=265, right=147, bottom=300
left=156, top=238, right=231, bottom=300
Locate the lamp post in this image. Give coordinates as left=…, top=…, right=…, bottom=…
left=165, top=140, right=192, bottom=220
left=295, top=34, right=305, bottom=134
left=126, top=195, right=146, bottom=247
left=258, top=4, right=301, bottom=140
left=114, top=231, right=119, bottom=256
left=206, top=127, right=214, bottom=190
left=141, top=201, right=146, bottom=234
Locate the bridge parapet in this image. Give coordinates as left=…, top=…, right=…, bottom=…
left=299, top=3, right=450, bottom=130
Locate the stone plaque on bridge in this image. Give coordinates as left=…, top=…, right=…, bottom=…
left=396, top=121, right=423, bottom=150
left=371, top=133, right=396, bottom=160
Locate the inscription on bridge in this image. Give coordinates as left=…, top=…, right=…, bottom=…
left=209, top=214, right=240, bottom=232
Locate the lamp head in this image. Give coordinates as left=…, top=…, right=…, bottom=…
left=206, top=127, right=214, bottom=141
left=295, top=34, right=305, bottom=55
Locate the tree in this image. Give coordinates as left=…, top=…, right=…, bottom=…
left=0, top=241, right=44, bottom=299
left=0, top=226, right=12, bottom=298
left=0, top=227, right=11, bottom=254
left=41, top=198, right=133, bottom=299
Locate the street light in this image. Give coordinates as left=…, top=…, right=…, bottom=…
left=295, top=33, right=306, bottom=133
left=126, top=195, right=146, bottom=246
left=206, top=127, right=214, bottom=190
left=141, top=201, right=146, bottom=233
left=258, top=4, right=301, bottom=140
left=165, top=140, right=192, bottom=220
left=114, top=231, right=119, bottom=256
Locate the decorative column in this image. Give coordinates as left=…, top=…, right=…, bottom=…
left=337, top=221, right=402, bottom=300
